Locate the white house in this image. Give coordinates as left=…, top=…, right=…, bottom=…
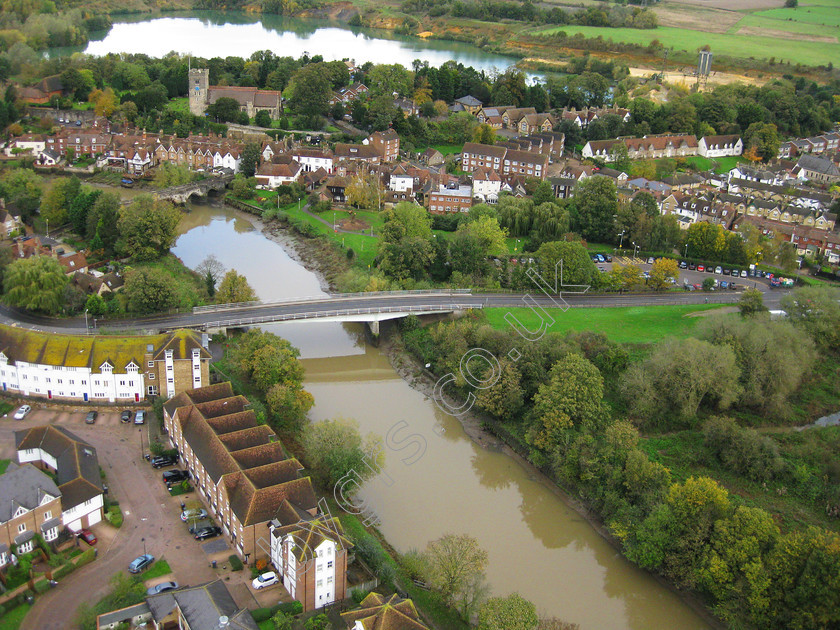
left=698, top=135, right=743, bottom=158
left=472, top=167, right=502, bottom=203
left=255, top=161, right=303, bottom=189
left=4, top=134, right=46, bottom=157
left=212, top=149, right=241, bottom=172
left=0, top=326, right=209, bottom=403
left=15, top=425, right=104, bottom=532
left=291, top=148, right=333, bottom=174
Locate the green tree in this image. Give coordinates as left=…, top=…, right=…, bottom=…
left=648, top=258, right=678, bottom=290
left=476, top=359, right=524, bottom=419
left=529, top=353, right=604, bottom=451
left=457, top=215, right=508, bottom=256
left=195, top=255, right=225, bottom=298
left=301, top=417, right=384, bottom=488
left=534, top=240, right=597, bottom=289
left=478, top=593, right=539, bottom=630
left=254, top=109, right=272, bottom=128
left=207, top=96, right=242, bottom=123
left=570, top=176, right=618, bottom=243
left=781, top=286, right=840, bottom=351
left=84, top=293, right=106, bottom=317
left=423, top=534, right=488, bottom=607
left=265, top=381, right=314, bottom=426
left=288, top=62, right=332, bottom=121
left=472, top=123, right=497, bottom=145
left=303, top=614, right=331, bottom=630
left=744, top=122, right=780, bottom=162
left=117, top=195, right=182, bottom=261
left=3, top=255, right=67, bottom=314
left=86, top=191, right=121, bottom=254
left=249, top=342, right=305, bottom=393
left=123, top=267, right=179, bottom=314
left=367, top=63, right=413, bottom=98
left=239, top=143, right=262, bottom=178
left=379, top=202, right=435, bottom=280
left=39, top=175, right=80, bottom=227
left=738, top=287, right=766, bottom=317
left=68, top=188, right=101, bottom=236
left=215, top=270, right=257, bottom=304
left=0, top=168, right=43, bottom=221
left=271, top=611, right=293, bottom=630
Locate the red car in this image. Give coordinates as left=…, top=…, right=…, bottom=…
left=78, top=529, right=97, bottom=545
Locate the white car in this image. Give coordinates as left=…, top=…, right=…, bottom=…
left=252, top=572, right=278, bottom=590
left=13, top=405, right=31, bottom=420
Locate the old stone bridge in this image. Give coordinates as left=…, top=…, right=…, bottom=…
left=154, top=173, right=235, bottom=204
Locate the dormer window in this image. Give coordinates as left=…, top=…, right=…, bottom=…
left=100, top=362, right=113, bottom=373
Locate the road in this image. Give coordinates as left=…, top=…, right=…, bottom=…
left=0, top=287, right=790, bottom=335
left=1, top=411, right=218, bottom=630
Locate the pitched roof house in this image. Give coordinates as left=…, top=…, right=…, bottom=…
left=0, top=462, right=63, bottom=563
left=341, top=593, right=430, bottom=630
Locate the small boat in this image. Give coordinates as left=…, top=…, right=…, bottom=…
left=120, top=178, right=134, bottom=188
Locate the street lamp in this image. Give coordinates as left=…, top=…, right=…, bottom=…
left=684, top=243, right=689, bottom=258
left=142, top=537, right=147, bottom=556
left=632, top=242, right=639, bottom=260
left=84, top=309, right=89, bottom=331
left=617, top=230, right=626, bottom=250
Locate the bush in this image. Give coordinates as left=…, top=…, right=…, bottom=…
left=251, top=608, right=273, bottom=623
left=228, top=554, right=243, bottom=571
left=276, top=601, right=303, bottom=615
left=703, top=416, right=786, bottom=481
left=33, top=578, right=50, bottom=593
left=106, top=505, right=124, bottom=528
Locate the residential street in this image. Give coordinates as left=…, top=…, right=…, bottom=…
left=0, top=411, right=222, bottom=630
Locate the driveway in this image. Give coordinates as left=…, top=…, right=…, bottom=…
left=0, top=408, right=218, bottom=630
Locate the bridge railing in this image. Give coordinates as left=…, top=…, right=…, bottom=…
left=192, top=289, right=473, bottom=314
left=201, top=303, right=483, bottom=328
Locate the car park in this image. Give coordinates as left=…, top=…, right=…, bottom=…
left=77, top=529, right=97, bottom=545
left=128, top=554, right=154, bottom=574
left=252, top=572, right=279, bottom=590
left=162, top=470, right=190, bottom=485
left=85, top=411, right=98, bottom=424
left=194, top=526, right=222, bottom=540
left=134, top=410, right=146, bottom=425
left=147, top=581, right=179, bottom=595
left=13, top=405, right=31, bottom=420
left=180, top=508, right=208, bottom=522
left=151, top=454, right=179, bottom=469
left=715, top=266, right=723, bottom=274
left=120, top=410, right=132, bottom=423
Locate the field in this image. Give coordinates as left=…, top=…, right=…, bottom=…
left=281, top=203, right=381, bottom=268
left=534, top=22, right=839, bottom=67
left=483, top=304, right=730, bottom=344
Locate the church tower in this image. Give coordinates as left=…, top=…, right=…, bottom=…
left=189, top=68, right=210, bottom=116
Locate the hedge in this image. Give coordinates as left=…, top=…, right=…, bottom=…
left=251, top=601, right=303, bottom=622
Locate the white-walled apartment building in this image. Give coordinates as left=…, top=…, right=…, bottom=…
left=15, top=425, right=104, bottom=532
left=0, top=326, right=210, bottom=403
left=697, top=135, right=743, bottom=158
left=291, top=148, right=334, bottom=173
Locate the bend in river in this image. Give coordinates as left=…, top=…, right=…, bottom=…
left=167, top=200, right=711, bottom=629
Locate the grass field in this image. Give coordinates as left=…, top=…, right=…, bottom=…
left=0, top=460, right=9, bottom=474
left=281, top=203, right=381, bottom=268
left=685, top=155, right=745, bottom=174
left=483, top=304, right=730, bottom=344
left=143, top=558, right=172, bottom=579
left=0, top=604, right=30, bottom=630
left=535, top=23, right=838, bottom=66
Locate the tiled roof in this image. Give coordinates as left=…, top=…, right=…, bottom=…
left=341, top=593, right=430, bottom=630
left=148, top=580, right=258, bottom=630
left=0, top=462, right=60, bottom=522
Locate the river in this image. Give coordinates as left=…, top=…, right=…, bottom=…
left=51, top=10, right=525, bottom=77
left=168, top=200, right=711, bottom=629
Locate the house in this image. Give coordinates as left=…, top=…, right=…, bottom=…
left=57, top=252, right=88, bottom=276
left=393, top=98, right=418, bottom=118
left=388, top=164, right=414, bottom=193
left=0, top=463, right=63, bottom=564
left=4, top=134, right=46, bottom=157
left=341, top=593, right=430, bottom=630
left=368, top=130, right=400, bottom=163
left=255, top=161, right=303, bottom=189
left=429, top=184, right=473, bottom=213
left=661, top=172, right=704, bottom=191
left=500, top=107, right=537, bottom=129
left=269, top=514, right=351, bottom=611
left=334, top=143, right=381, bottom=165
left=517, top=113, right=555, bottom=136
left=303, top=167, right=330, bottom=191
left=0, top=208, right=22, bottom=237
left=698, top=135, right=743, bottom=158
left=329, top=83, right=368, bottom=107
left=461, top=142, right=507, bottom=173
left=794, top=154, right=840, bottom=185
left=73, top=271, right=124, bottom=297
left=15, top=426, right=104, bottom=532
left=472, top=167, right=503, bottom=203
left=325, top=176, right=348, bottom=203
left=502, top=149, right=548, bottom=181
left=583, top=135, right=699, bottom=161
left=547, top=176, right=578, bottom=199
left=291, top=148, right=333, bottom=173
left=454, top=95, right=483, bottom=114
left=38, top=149, right=61, bottom=166
left=0, top=326, right=210, bottom=402
left=189, top=69, right=282, bottom=118
left=18, top=75, right=66, bottom=104
left=146, top=580, right=258, bottom=630
left=419, top=148, right=444, bottom=167
left=162, top=383, right=327, bottom=567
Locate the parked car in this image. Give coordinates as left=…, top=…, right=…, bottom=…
left=693, top=283, right=703, bottom=290
left=596, top=254, right=605, bottom=262
left=128, top=554, right=154, bottom=574
left=684, top=283, right=695, bottom=291
left=679, top=261, right=687, bottom=269
left=151, top=454, right=179, bottom=469
left=162, top=470, right=190, bottom=485
left=180, top=508, right=208, bottom=522
left=721, top=281, right=729, bottom=289
left=147, top=581, right=179, bottom=595
left=77, top=529, right=97, bottom=545
left=252, top=572, right=279, bottom=590
left=689, top=263, right=696, bottom=270
left=189, top=519, right=213, bottom=534
left=604, top=254, right=612, bottom=262
left=194, top=526, right=222, bottom=541
left=85, top=411, right=98, bottom=424
left=706, top=266, right=715, bottom=273
left=13, top=405, right=31, bottom=420
left=134, top=410, right=146, bottom=425
left=697, top=265, right=705, bottom=272
left=740, top=269, right=748, bottom=277
left=647, top=257, right=654, bottom=264
left=715, top=266, right=723, bottom=274
left=120, top=410, right=132, bottom=423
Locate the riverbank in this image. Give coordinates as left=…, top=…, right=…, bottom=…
left=377, top=320, right=725, bottom=630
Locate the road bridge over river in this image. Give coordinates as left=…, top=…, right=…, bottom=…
left=0, top=289, right=789, bottom=336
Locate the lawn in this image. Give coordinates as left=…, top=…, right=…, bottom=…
left=483, top=304, right=730, bottom=344
left=0, top=401, right=13, bottom=417
left=0, top=459, right=10, bottom=474
left=143, top=558, right=172, bottom=580
left=685, top=155, right=744, bottom=174
left=534, top=23, right=839, bottom=66
left=0, top=604, right=30, bottom=630
left=750, top=2, right=840, bottom=29
left=166, top=97, right=191, bottom=117
left=281, top=203, right=380, bottom=268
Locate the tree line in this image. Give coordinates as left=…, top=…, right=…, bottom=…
left=400, top=284, right=840, bottom=628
